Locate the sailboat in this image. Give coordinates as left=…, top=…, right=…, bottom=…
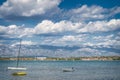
left=8, top=39, right=27, bottom=75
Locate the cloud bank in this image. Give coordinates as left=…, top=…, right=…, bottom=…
left=0, top=0, right=119, bottom=21
left=0, top=19, right=120, bottom=37
left=0, top=0, right=120, bottom=57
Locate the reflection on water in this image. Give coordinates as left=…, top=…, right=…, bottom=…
left=0, top=61, right=120, bottom=80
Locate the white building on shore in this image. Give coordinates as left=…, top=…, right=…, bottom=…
left=35, top=56, right=47, bottom=60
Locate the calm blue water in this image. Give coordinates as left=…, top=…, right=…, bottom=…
left=0, top=60, right=120, bottom=80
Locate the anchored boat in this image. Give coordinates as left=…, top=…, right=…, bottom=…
left=63, top=67, right=75, bottom=72
left=7, top=39, right=27, bottom=76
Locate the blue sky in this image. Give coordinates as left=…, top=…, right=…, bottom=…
left=0, top=0, right=120, bottom=57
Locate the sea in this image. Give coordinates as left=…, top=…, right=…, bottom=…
left=0, top=60, right=120, bottom=80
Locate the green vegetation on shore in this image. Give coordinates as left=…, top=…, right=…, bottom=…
left=0, top=56, right=120, bottom=61
left=45, top=56, right=120, bottom=61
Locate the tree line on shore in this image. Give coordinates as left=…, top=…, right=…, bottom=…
left=0, top=56, right=120, bottom=61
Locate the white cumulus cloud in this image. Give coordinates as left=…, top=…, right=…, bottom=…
left=78, top=19, right=120, bottom=33
left=0, top=25, right=34, bottom=38
left=0, top=0, right=61, bottom=17
left=34, top=20, right=80, bottom=34
left=68, top=5, right=106, bottom=21
left=34, top=19, right=120, bottom=34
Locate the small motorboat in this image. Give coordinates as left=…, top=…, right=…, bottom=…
left=63, top=67, right=75, bottom=72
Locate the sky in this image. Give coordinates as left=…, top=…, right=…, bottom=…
left=0, top=0, right=120, bottom=57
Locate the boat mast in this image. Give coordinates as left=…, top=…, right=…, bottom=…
left=16, top=39, right=22, bottom=67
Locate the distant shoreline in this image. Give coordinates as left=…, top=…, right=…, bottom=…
left=0, top=56, right=120, bottom=61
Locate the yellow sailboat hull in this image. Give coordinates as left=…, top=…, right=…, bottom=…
left=12, top=72, right=27, bottom=76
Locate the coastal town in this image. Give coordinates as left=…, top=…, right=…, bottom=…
left=0, top=56, right=120, bottom=61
